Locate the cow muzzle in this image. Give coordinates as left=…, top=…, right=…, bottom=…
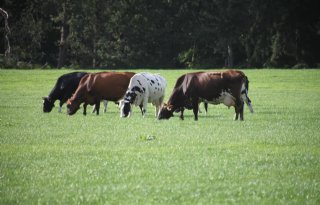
left=67, top=103, right=79, bottom=115
left=158, top=108, right=173, bottom=120
left=120, top=102, right=131, bottom=118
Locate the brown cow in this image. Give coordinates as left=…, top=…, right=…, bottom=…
left=67, top=72, right=135, bottom=115
left=158, top=70, right=254, bottom=121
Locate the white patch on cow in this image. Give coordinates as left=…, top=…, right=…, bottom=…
left=241, top=83, right=247, bottom=94
left=204, top=91, right=235, bottom=107
left=119, top=99, right=131, bottom=117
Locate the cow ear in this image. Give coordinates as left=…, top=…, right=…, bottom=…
left=167, top=105, right=173, bottom=111
left=162, top=103, right=169, bottom=110
left=42, top=96, right=50, bottom=102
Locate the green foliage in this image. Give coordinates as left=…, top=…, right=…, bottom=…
left=2, top=0, right=320, bottom=68
left=1, top=69, right=320, bottom=204
left=177, top=48, right=194, bottom=67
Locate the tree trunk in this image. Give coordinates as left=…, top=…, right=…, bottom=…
left=92, top=23, right=97, bottom=68
left=295, top=28, right=301, bottom=63
left=0, top=8, right=11, bottom=61
left=227, top=44, right=234, bottom=67
left=57, top=3, right=67, bottom=68
left=191, top=41, right=196, bottom=64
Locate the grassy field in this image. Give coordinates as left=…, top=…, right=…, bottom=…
left=0, top=69, right=320, bottom=204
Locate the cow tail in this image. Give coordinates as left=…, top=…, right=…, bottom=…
left=241, top=76, right=254, bottom=113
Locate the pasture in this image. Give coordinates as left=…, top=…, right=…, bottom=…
left=0, top=69, right=320, bottom=204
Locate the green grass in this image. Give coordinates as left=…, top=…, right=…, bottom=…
left=1, top=69, right=320, bottom=204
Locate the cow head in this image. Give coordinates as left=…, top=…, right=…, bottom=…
left=42, top=97, right=54, bottom=112
left=158, top=104, right=174, bottom=120
left=119, top=100, right=132, bottom=118
left=119, top=87, right=140, bottom=118
left=67, top=98, right=80, bottom=115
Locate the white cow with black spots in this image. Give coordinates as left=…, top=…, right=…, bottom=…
left=119, top=72, right=167, bottom=118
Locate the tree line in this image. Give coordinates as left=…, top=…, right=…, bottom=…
left=1, top=0, right=319, bottom=69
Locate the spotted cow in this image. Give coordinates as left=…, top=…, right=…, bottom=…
left=119, top=72, right=167, bottom=118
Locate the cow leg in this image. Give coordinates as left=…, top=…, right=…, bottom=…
left=204, top=102, right=208, bottom=115
left=234, top=101, right=244, bottom=121
left=83, top=103, right=87, bottom=115
left=95, top=101, right=100, bottom=115
left=139, top=104, right=143, bottom=115
left=155, top=104, right=159, bottom=117
left=103, top=100, right=108, bottom=113
left=180, top=108, right=185, bottom=120
left=58, top=101, right=63, bottom=113
left=239, top=102, right=244, bottom=121
left=234, top=107, right=239, bottom=120
left=192, top=99, right=199, bottom=121
left=142, top=96, right=148, bottom=117
left=157, top=96, right=164, bottom=117
left=92, top=105, right=97, bottom=113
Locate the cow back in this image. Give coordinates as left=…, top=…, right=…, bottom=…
left=80, top=72, right=135, bottom=102
left=182, top=71, right=244, bottom=100
left=48, top=72, right=88, bottom=101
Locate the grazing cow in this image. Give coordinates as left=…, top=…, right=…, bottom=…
left=42, top=72, right=88, bottom=113
left=67, top=72, right=135, bottom=115
left=42, top=72, right=108, bottom=114
left=119, top=72, right=167, bottom=118
left=158, top=70, right=254, bottom=121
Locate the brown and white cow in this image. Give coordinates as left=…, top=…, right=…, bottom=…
left=158, top=70, right=253, bottom=121
left=67, top=72, right=135, bottom=115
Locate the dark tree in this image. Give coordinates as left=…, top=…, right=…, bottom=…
left=1, top=0, right=319, bottom=68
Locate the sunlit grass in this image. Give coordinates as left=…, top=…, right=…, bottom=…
left=0, top=69, right=320, bottom=204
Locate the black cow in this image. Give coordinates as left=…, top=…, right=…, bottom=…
left=43, top=72, right=88, bottom=113
left=158, top=70, right=254, bottom=121
left=42, top=71, right=108, bottom=115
